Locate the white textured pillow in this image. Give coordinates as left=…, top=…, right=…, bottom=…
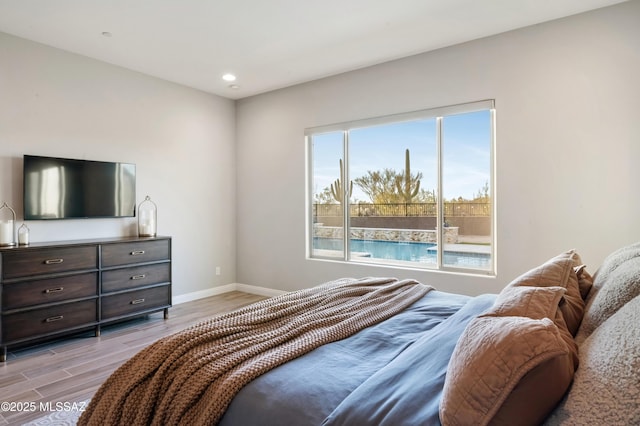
left=545, top=295, right=640, bottom=425
left=586, top=242, right=640, bottom=299
left=576, top=255, right=640, bottom=344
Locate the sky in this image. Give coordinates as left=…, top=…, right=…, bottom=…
left=311, top=109, right=491, bottom=202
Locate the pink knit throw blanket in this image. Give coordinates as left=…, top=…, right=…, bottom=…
left=78, top=277, right=433, bottom=425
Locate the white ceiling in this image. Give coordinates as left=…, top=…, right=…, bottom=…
left=0, top=0, right=628, bottom=99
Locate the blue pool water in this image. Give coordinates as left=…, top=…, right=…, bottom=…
left=313, top=238, right=490, bottom=269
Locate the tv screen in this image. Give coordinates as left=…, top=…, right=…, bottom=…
left=23, top=155, right=136, bottom=220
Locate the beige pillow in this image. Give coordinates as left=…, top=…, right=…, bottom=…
left=507, top=250, right=585, bottom=336
left=546, top=295, right=640, bottom=425
left=576, top=255, right=640, bottom=344
left=584, top=242, right=640, bottom=302
left=487, top=285, right=578, bottom=370
left=506, top=251, right=578, bottom=289
left=489, top=285, right=565, bottom=319
left=574, top=264, right=593, bottom=300
left=440, top=316, right=575, bottom=426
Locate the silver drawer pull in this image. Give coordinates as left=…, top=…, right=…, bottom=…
left=130, top=298, right=145, bottom=305
left=130, top=250, right=145, bottom=256
left=44, top=258, right=64, bottom=265
left=45, top=287, right=64, bottom=294
left=45, top=315, right=64, bottom=322
left=130, top=274, right=146, bottom=280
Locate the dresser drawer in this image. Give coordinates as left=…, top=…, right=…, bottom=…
left=102, top=263, right=170, bottom=293
left=101, top=240, right=170, bottom=267
left=1, top=246, right=97, bottom=280
left=101, top=285, right=170, bottom=320
left=2, top=273, right=98, bottom=310
left=2, top=299, right=97, bottom=342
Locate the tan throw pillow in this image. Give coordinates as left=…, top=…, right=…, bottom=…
left=440, top=316, right=575, bottom=426
left=574, top=264, right=593, bottom=300
left=506, top=251, right=578, bottom=289
left=489, top=285, right=565, bottom=319
left=487, top=285, right=579, bottom=370
left=507, top=250, right=585, bottom=336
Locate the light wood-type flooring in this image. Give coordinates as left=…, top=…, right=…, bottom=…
left=0, top=291, right=265, bottom=425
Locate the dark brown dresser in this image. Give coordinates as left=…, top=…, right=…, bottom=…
left=0, top=236, right=171, bottom=361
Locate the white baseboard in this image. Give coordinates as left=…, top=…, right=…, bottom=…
left=235, top=283, right=287, bottom=298
left=172, top=283, right=236, bottom=304
left=172, top=283, right=286, bottom=305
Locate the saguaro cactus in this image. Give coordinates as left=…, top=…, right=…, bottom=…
left=330, top=159, right=353, bottom=203
left=395, top=149, right=421, bottom=202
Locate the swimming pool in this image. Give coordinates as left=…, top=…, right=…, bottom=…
left=313, top=238, right=490, bottom=269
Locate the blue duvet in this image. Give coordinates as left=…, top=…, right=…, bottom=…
left=219, top=290, right=496, bottom=426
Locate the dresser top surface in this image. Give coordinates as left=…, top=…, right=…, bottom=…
left=0, top=236, right=171, bottom=253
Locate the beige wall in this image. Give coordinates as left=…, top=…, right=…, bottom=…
left=0, top=33, right=237, bottom=299
left=235, top=1, right=640, bottom=295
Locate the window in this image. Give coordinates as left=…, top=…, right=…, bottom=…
left=307, top=100, right=495, bottom=274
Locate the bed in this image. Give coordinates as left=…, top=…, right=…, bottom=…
left=78, top=244, right=640, bottom=425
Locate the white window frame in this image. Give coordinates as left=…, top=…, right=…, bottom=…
left=306, top=99, right=496, bottom=275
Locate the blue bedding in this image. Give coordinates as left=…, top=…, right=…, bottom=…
left=219, top=290, right=496, bottom=426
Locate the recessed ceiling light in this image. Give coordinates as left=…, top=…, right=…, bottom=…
left=228, top=84, right=240, bottom=90
left=222, top=73, right=237, bottom=82
left=101, top=31, right=112, bottom=37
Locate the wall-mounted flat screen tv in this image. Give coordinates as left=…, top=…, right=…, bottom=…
left=23, top=155, right=136, bottom=220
